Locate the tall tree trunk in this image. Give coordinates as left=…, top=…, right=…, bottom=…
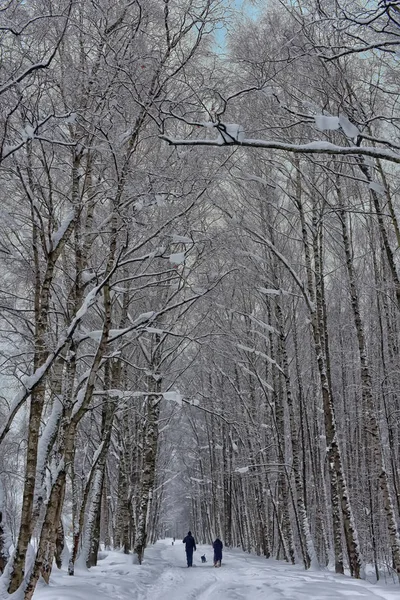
left=54, top=520, right=65, bottom=570
left=357, top=159, right=400, bottom=309
left=293, top=162, right=363, bottom=576
left=133, top=372, right=161, bottom=564
left=276, top=300, right=316, bottom=569
left=0, top=481, right=11, bottom=574
left=103, top=474, right=111, bottom=551
left=337, top=181, right=400, bottom=576
left=24, top=469, right=67, bottom=599
left=9, top=146, right=79, bottom=594
left=313, top=208, right=363, bottom=578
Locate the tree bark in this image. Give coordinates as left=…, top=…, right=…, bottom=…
left=133, top=375, right=161, bottom=564
left=337, top=180, right=400, bottom=577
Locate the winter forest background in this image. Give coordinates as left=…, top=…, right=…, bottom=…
left=1, top=0, right=400, bottom=598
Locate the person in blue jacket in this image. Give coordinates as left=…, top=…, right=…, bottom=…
left=213, top=537, right=223, bottom=567
left=183, top=531, right=196, bottom=567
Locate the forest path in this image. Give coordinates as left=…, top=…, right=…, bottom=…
left=33, top=539, right=399, bottom=600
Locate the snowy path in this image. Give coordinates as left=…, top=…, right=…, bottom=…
left=34, top=539, right=399, bottom=600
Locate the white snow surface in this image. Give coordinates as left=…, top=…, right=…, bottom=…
left=65, top=112, right=77, bottom=124
left=171, top=234, right=192, bottom=244
left=162, top=390, right=182, bottom=405
left=169, top=252, right=185, bottom=265
left=22, top=125, right=35, bottom=140
left=235, top=466, right=250, bottom=474
left=217, top=123, right=245, bottom=144
left=30, top=539, right=398, bottom=600
left=258, top=287, right=290, bottom=297
left=314, top=114, right=359, bottom=139
left=314, top=115, right=340, bottom=131
left=339, top=114, right=360, bottom=139
left=51, top=211, right=75, bottom=250
left=369, top=181, right=385, bottom=195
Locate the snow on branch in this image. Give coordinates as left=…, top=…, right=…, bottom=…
left=314, top=113, right=360, bottom=141
left=237, top=344, right=283, bottom=374
left=50, top=211, right=75, bottom=252
left=259, top=287, right=291, bottom=297
left=235, top=466, right=249, bottom=474
left=319, top=39, right=400, bottom=61
left=238, top=363, right=275, bottom=392
left=36, top=396, right=63, bottom=481
left=0, top=111, right=77, bottom=163
left=160, top=132, right=400, bottom=164
left=0, top=1, right=72, bottom=97
left=241, top=226, right=315, bottom=315
left=0, top=280, right=106, bottom=446
left=162, top=390, right=183, bottom=406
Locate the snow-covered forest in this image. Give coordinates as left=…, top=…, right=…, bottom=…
left=1, top=0, right=400, bottom=598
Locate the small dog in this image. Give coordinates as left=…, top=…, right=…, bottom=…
left=201, top=554, right=207, bottom=563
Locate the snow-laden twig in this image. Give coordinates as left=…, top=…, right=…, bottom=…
left=161, top=135, right=400, bottom=165
left=0, top=2, right=72, bottom=97
left=0, top=280, right=105, bottom=445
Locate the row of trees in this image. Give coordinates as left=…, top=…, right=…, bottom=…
left=0, top=0, right=225, bottom=598
left=159, top=0, right=400, bottom=581
left=0, top=0, right=400, bottom=598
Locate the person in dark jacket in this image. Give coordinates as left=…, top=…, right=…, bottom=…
left=213, top=537, right=223, bottom=567
left=182, top=531, right=196, bottom=567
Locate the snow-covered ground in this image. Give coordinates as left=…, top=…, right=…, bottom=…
left=33, top=539, right=399, bottom=600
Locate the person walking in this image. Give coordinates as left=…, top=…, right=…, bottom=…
left=213, top=537, right=223, bottom=567
left=182, top=531, right=196, bottom=567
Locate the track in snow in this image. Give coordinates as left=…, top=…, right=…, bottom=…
left=33, top=539, right=399, bottom=600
